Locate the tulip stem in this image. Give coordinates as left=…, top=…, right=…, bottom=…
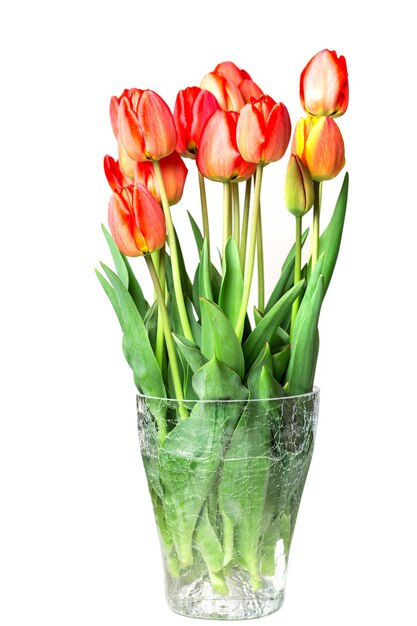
left=232, top=184, right=240, bottom=249
left=290, top=216, right=302, bottom=339
left=257, top=208, right=265, bottom=313
left=240, top=178, right=251, bottom=273
left=153, top=160, right=194, bottom=343
left=153, top=249, right=165, bottom=372
left=312, top=181, right=322, bottom=269
left=223, top=182, right=232, bottom=258
left=235, top=164, right=263, bottom=341
left=198, top=171, right=210, bottom=256
left=145, top=255, right=187, bottom=419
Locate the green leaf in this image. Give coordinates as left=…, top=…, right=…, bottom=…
left=95, top=268, right=123, bottom=328
left=243, top=280, right=305, bottom=373
left=173, top=334, right=207, bottom=374
left=187, top=210, right=204, bottom=257
left=185, top=295, right=201, bottom=346
left=200, top=298, right=245, bottom=379
left=174, top=226, right=193, bottom=300
left=218, top=238, right=243, bottom=328
left=291, top=253, right=325, bottom=349
left=144, top=301, right=158, bottom=352
left=198, top=239, right=213, bottom=301
left=100, top=264, right=166, bottom=402
left=192, top=356, right=249, bottom=402
left=264, top=256, right=295, bottom=314
left=123, top=256, right=149, bottom=318
left=286, top=275, right=325, bottom=395
left=194, top=503, right=228, bottom=595
left=101, top=224, right=129, bottom=288
left=272, top=346, right=291, bottom=383
left=282, top=227, right=310, bottom=272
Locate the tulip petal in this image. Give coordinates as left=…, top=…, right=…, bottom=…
left=305, top=117, right=345, bottom=181
left=118, top=98, right=147, bottom=161
left=108, top=193, right=140, bottom=256
left=138, top=90, right=177, bottom=160
left=133, top=184, right=166, bottom=253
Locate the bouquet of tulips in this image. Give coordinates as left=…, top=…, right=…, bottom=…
left=97, top=50, right=349, bottom=595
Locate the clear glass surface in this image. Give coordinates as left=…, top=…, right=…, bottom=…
left=137, top=389, right=319, bottom=620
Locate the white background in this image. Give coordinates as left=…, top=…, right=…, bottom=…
left=1, top=1, right=416, bottom=624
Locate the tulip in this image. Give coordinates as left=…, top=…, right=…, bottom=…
left=197, top=110, right=256, bottom=182
left=200, top=72, right=246, bottom=111
left=108, top=184, right=166, bottom=257
left=117, top=140, right=137, bottom=179
left=236, top=95, right=291, bottom=164
left=118, top=89, right=177, bottom=162
left=300, top=49, right=348, bottom=118
left=109, top=88, right=138, bottom=139
left=215, top=61, right=263, bottom=103
left=173, top=87, right=219, bottom=158
left=284, top=155, right=314, bottom=217
left=134, top=152, right=188, bottom=206
left=104, top=155, right=132, bottom=191
left=292, top=116, right=345, bottom=182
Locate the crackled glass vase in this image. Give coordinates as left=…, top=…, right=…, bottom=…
left=137, top=389, right=319, bottom=620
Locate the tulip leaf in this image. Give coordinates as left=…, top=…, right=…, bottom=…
left=291, top=254, right=325, bottom=350
left=194, top=503, right=228, bottom=595
left=122, top=256, right=149, bottom=318
left=185, top=295, right=201, bottom=346
left=218, top=238, right=243, bottom=327
left=144, top=300, right=158, bottom=352
left=174, top=227, right=193, bottom=300
left=95, top=268, right=123, bottom=328
left=272, top=345, right=291, bottom=383
left=101, top=224, right=129, bottom=288
left=188, top=210, right=204, bottom=257
left=100, top=263, right=166, bottom=403
left=286, top=275, right=325, bottom=395
left=243, top=280, right=305, bottom=373
left=281, top=227, right=310, bottom=272
left=172, top=334, right=208, bottom=374
left=200, top=298, right=245, bottom=379
left=198, top=239, right=213, bottom=302
left=265, top=256, right=295, bottom=314
left=159, top=358, right=248, bottom=567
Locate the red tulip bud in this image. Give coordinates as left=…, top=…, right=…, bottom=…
left=236, top=95, right=291, bottom=164
left=118, top=89, right=177, bottom=162
left=197, top=110, right=256, bottom=183
left=134, top=152, right=188, bottom=206
left=292, top=116, right=345, bottom=182
left=108, top=184, right=166, bottom=257
left=300, top=49, right=349, bottom=118
left=173, top=87, right=219, bottom=158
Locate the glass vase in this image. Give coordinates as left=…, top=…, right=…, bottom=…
left=137, top=389, right=319, bottom=620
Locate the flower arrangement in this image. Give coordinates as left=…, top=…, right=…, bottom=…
left=96, top=50, right=349, bottom=617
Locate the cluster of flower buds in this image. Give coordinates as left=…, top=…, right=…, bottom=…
left=285, top=50, right=348, bottom=217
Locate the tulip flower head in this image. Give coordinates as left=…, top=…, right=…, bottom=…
left=197, top=110, right=256, bottom=183
left=134, top=152, right=188, bottom=206
left=200, top=71, right=246, bottom=112
left=215, top=61, right=263, bottom=103
left=118, top=89, right=177, bottom=162
left=292, top=115, right=345, bottom=182
left=108, top=183, right=166, bottom=257
left=104, top=155, right=133, bottom=192
left=284, top=154, right=314, bottom=217
left=300, top=49, right=348, bottom=118
left=174, top=87, right=219, bottom=158
left=236, top=95, right=291, bottom=165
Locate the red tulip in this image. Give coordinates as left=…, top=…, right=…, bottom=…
left=173, top=87, right=219, bottom=158
left=134, top=152, right=188, bottom=206
left=300, top=49, right=348, bottom=118
left=284, top=154, right=314, bottom=217
left=117, top=141, right=137, bottom=179
left=214, top=61, right=263, bottom=103
left=109, top=88, right=138, bottom=139
left=236, top=95, right=291, bottom=164
left=118, top=89, right=177, bottom=162
left=104, top=155, right=132, bottom=191
left=108, top=184, right=166, bottom=257
left=292, top=116, right=345, bottom=182
left=197, top=110, right=256, bottom=182
left=200, top=72, right=246, bottom=111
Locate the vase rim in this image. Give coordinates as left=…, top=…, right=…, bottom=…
left=136, top=386, right=320, bottom=404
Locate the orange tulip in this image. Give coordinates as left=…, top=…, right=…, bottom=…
left=104, top=155, right=132, bottom=191
left=300, top=49, right=348, bottom=118
left=200, top=71, right=246, bottom=111
left=292, top=116, right=345, bottom=182
left=173, top=87, right=219, bottom=158
left=284, top=155, right=314, bottom=217
left=214, top=61, right=263, bottom=103
left=197, top=110, right=256, bottom=183
left=134, top=152, right=188, bottom=206
left=236, top=95, right=291, bottom=164
left=108, top=184, right=166, bottom=257
left=118, top=89, right=177, bottom=162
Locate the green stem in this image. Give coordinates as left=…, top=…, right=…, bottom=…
left=145, top=255, right=187, bottom=416
left=198, top=171, right=210, bottom=256
left=235, top=164, right=264, bottom=341
left=290, top=216, right=302, bottom=339
left=153, top=160, right=194, bottom=342
left=240, top=178, right=251, bottom=273
left=223, top=182, right=231, bottom=258
left=312, top=181, right=322, bottom=269
left=257, top=208, right=264, bottom=313
left=232, top=183, right=240, bottom=249
left=154, top=249, right=165, bottom=371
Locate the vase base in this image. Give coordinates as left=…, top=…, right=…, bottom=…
left=166, top=570, right=284, bottom=620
